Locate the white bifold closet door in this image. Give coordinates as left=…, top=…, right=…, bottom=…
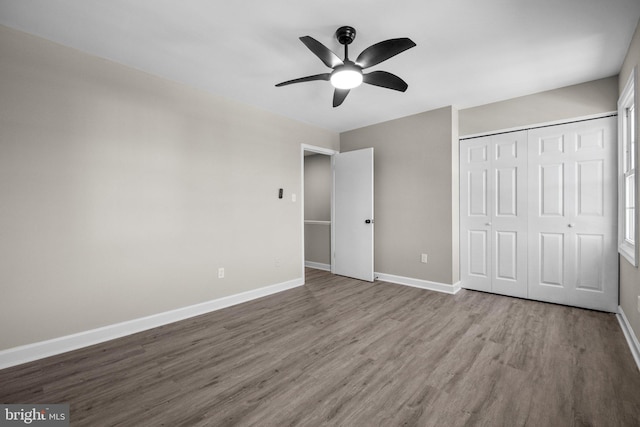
left=528, top=117, right=617, bottom=312
left=460, top=131, right=528, bottom=299
left=460, top=116, right=618, bottom=312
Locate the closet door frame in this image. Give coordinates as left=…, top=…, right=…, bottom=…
left=459, top=113, right=618, bottom=313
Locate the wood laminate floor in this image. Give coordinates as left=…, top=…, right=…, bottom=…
left=1, top=268, right=639, bottom=426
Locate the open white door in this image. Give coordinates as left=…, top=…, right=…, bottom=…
left=333, top=148, right=374, bottom=281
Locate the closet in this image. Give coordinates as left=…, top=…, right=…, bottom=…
left=460, top=116, right=618, bottom=312
left=304, top=153, right=332, bottom=271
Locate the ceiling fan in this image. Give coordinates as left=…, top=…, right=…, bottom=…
left=275, top=26, right=416, bottom=107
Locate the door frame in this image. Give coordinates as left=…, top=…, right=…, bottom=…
left=301, top=144, right=338, bottom=282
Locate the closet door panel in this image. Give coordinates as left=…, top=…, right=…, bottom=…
left=528, top=117, right=617, bottom=312
left=575, top=233, right=604, bottom=291
left=570, top=119, right=617, bottom=312
left=539, top=163, right=565, bottom=217
left=491, top=131, right=527, bottom=298
left=468, top=230, right=489, bottom=277
left=539, top=232, right=565, bottom=287
left=529, top=129, right=574, bottom=305
left=460, top=132, right=526, bottom=297
left=495, top=167, right=517, bottom=216
left=460, top=137, right=492, bottom=292
left=576, top=160, right=604, bottom=216
left=495, top=231, right=517, bottom=280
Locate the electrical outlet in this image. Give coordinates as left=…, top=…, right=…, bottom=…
left=421, top=254, right=428, bottom=263
left=218, top=267, right=224, bottom=279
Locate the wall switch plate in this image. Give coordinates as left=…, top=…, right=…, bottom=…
left=291, top=193, right=296, bottom=202
left=421, top=254, right=428, bottom=263
left=637, top=295, right=640, bottom=313
left=218, top=267, right=224, bottom=279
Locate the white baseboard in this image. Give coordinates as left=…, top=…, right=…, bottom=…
left=617, top=306, right=640, bottom=372
left=0, top=277, right=304, bottom=370
left=375, top=272, right=461, bottom=295
left=305, top=261, right=331, bottom=271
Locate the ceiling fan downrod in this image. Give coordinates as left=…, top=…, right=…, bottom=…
left=335, top=26, right=356, bottom=60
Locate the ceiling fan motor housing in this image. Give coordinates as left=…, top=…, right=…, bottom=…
left=336, top=26, right=356, bottom=45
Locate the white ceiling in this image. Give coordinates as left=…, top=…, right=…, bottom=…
left=1, top=0, right=639, bottom=133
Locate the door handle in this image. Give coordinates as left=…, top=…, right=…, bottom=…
left=568, top=223, right=574, bottom=228
left=365, top=219, right=374, bottom=224
left=485, top=222, right=492, bottom=226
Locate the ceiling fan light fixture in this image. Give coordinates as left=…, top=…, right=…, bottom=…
left=330, top=67, right=363, bottom=89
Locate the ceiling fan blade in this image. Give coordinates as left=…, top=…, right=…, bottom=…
left=356, top=38, right=416, bottom=69
left=333, top=89, right=350, bottom=107
left=300, top=36, right=343, bottom=69
left=275, top=73, right=331, bottom=87
left=363, top=71, right=409, bottom=92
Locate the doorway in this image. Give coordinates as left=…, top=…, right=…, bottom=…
left=301, top=144, right=375, bottom=283
left=303, top=151, right=333, bottom=273
left=302, top=145, right=337, bottom=281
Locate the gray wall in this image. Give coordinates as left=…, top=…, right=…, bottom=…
left=340, top=107, right=459, bottom=285
left=304, top=155, right=332, bottom=221
left=459, top=76, right=618, bottom=136
left=304, top=154, right=332, bottom=265
left=304, top=225, right=331, bottom=266
left=0, top=25, right=339, bottom=351
left=619, top=17, right=640, bottom=344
